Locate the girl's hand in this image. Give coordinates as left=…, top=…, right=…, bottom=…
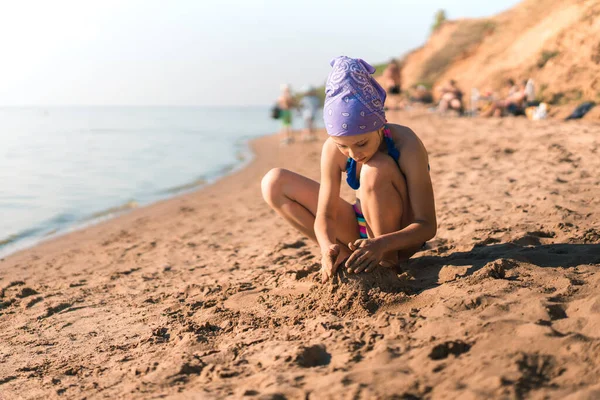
left=319, top=244, right=345, bottom=283
left=346, top=238, right=387, bottom=274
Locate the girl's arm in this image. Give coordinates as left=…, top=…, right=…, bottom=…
left=314, top=140, right=343, bottom=253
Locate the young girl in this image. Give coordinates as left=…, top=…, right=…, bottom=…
left=277, top=84, right=295, bottom=144
left=262, top=56, right=436, bottom=283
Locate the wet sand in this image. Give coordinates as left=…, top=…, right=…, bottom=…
left=1, top=111, right=599, bottom=399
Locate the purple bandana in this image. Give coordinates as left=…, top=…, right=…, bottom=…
left=323, top=56, right=387, bottom=136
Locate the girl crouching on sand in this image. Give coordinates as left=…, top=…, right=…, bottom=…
left=261, top=56, right=436, bottom=283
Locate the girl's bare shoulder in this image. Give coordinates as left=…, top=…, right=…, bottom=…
left=322, top=137, right=347, bottom=171
left=388, top=123, right=428, bottom=156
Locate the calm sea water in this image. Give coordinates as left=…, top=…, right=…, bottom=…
left=0, top=106, right=318, bottom=257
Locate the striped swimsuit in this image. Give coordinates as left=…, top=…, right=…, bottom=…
left=353, top=204, right=369, bottom=239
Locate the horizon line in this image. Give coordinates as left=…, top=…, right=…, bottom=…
left=0, top=104, right=272, bottom=108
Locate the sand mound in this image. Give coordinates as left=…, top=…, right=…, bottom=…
left=296, top=268, right=409, bottom=318
left=253, top=266, right=410, bottom=320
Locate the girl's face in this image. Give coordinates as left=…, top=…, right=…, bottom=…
left=331, top=129, right=382, bottom=164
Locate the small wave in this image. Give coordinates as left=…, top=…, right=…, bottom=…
left=0, top=212, right=80, bottom=249
left=88, top=200, right=139, bottom=219
left=47, top=212, right=77, bottom=225
left=0, top=226, right=45, bottom=248
left=160, top=178, right=207, bottom=195
left=219, top=164, right=235, bottom=174
left=0, top=234, right=19, bottom=246
left=87, top=128, right=163, bottom=135
left=236, top=151, right=246, bottom=162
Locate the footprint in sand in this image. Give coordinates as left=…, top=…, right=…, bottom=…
left=69, top=280, right=87, bottom=288
left=428, top=340, right=472, bottom=360
left=511, top=353, right=564, bottom=398
left=16, top=287, right=38, bottom=298
left=25, top=297, right=43, bottom=308
left=511, top=234, right=542, bottom=246
left=0, top=298, right=15, bottom=311
left=148, top=327, right=170, bottom=344
left=110, top=267, right=141, bottom=280
left=472, top=236, right=501, bottom=248
left=295, top=344, right=331, bottom=368
left=168, top=359, right=205, bottom=384
left=0, top=280, right=25, bottom=298
left=0, top=281, right=43, bottom=313
left=526, top=230, right=557, bottom=239
left=38, top=302, right=73, bottom=320
left=545, top=303, right=567, bottom=321
left=276, top=240, right=307, bottom=250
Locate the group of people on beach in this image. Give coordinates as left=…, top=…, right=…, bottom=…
left=478, top=78, right=537, bottom=117
left=375, top=59, right=539, bottom=119
left=274, top=84, right=320, bottom=145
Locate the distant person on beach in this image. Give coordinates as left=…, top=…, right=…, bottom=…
left=277, top=84, right=296, bottom=144
left=437, top=79, right=463, bottom=115
left=382, top=59, right=402, bottom=94
left=409, top=85, right=434, bottom=105
left=524, top=78, right=536, bottom=107
left=262, top=56, right=437, bottom=283
left=381, top=59, right=402, bottom=110
left=481, top=78, right=527, bottom=117
left=299, top=86, right=320, bottom=142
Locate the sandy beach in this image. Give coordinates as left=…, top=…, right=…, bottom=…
left=1, top=111, right=600, bottom=399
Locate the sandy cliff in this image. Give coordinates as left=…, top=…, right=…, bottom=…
left=399, top=0, right=600, bottom=119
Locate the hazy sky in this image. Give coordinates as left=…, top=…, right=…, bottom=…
left=0, top=0, right=521, bottom=106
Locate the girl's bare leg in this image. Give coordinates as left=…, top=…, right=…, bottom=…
left=261, top=168, right=360, bottom=250
left=358, top=152, right=422, bottom=262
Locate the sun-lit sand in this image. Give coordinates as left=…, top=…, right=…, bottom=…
left=1, top=111, right=599, bottom=399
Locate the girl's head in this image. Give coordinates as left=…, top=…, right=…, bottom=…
left=330, top=128, right=384, bottom=164
left=323, top=56, right=387, bottom=138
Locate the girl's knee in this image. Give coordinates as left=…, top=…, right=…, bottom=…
left=261, top=168, right=288, bottom=204
left=361, top=154, right=402, bottom=192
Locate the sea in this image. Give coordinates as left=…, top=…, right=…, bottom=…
left=0, top=106, right=319, bottom=258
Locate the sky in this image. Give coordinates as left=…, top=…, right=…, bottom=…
left=0, top=0, right=522, bottom=107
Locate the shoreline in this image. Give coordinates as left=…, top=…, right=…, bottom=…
left=1, top=112, right=599, bottom=399
left=0, top=131, right=267, bottom=263
left=0, top=132, right=260, bottom=260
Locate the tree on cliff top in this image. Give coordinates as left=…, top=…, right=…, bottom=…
left=431, top=9, right=447, bottom=33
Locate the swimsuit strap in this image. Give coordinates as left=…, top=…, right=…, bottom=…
left=346, top=157, right=360, bottom=190
left=382, top=125, right=400, bottom=161
left=345, top=123, right=400, bottom=190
